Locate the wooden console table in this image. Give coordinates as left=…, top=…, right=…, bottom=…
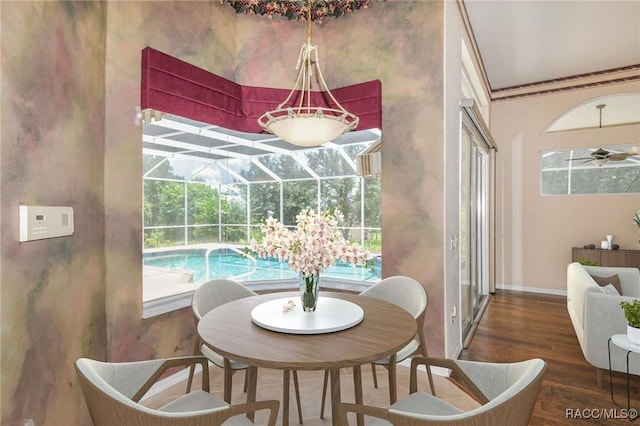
left=572, top=247, right=640, bottom=269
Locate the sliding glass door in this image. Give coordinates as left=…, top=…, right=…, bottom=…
left=460, top=114, right=490, bottom=339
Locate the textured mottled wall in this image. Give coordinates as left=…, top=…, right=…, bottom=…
left=0, top=1, right=237, bottom=424
left=1, top=2, right=107, bottom=425
left=235, top=1, right=446, bottom=355
left=103, top=1, right=236, bottom=363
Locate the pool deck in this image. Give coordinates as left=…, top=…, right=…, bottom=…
left=143, top=265, right=197, bottom=302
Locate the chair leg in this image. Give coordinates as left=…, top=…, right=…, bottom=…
left=223, top=358, right=233, bottom=403
left=186, top=336, right=202, bottom=393
left=353, top=366, right=364, bottom=426
left=380, top=354, right=399, bottom=404
left=320, top=369, right=329, bottom=419
left=371, top=363, right=378, bottom=388
left=426, top=361, right=436, bottom=395
left=293, top=371, right=303, bottom=424
left=283, top=370, right=291, bottom=426
left=387, top=362, right=397, bottom=404
left=421, top=345, right=436, bottom=395
left=282, top=370, right=304, bottom=425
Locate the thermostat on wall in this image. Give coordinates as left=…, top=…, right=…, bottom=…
left=19, top=205, right=74, bottom=242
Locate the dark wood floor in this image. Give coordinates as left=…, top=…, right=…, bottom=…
left=460, top=290, right=640, bottom=425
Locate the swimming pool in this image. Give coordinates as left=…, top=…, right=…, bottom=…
left=143, top=247, right=381, bottom=284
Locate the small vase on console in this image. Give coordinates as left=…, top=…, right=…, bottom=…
left=606, top=235, right=613, bottom=250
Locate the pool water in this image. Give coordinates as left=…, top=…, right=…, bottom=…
left=144, top=248, right=381, bottom=284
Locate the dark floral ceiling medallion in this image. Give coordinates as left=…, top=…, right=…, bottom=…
left=221, top=0, right=373, bottom=23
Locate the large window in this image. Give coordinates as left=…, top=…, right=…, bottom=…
left=540, top=144, right=640, bottom=195
left=141, top=115, right=382, bottom=316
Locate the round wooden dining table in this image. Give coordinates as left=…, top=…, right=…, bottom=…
left=197, top=291, right=417, bottom=426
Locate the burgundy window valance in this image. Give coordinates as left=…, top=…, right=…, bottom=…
left=141, top=47, right=382, bottom=134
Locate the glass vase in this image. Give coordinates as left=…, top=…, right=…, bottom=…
left=299, top=273, right=320, bottom=312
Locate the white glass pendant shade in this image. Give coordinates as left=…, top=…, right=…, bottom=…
left=258, top=12, right=358, bottom=147
left=260, top=109, right=356, bottom=147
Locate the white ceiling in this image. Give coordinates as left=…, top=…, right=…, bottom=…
left=463, top=0, right=640, bottom=91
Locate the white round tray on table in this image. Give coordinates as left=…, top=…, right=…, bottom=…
left=250, top=296, right=364, bottom=334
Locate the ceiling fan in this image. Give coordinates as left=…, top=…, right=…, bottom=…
left=568, top=147, right=639, bottom=164
left=565, top=104, right=639, bottom=165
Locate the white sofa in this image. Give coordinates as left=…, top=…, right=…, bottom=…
left=567, top=262, right=640, bottom=379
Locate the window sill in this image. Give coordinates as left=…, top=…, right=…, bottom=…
left=142, top=278, right=373, bottom=318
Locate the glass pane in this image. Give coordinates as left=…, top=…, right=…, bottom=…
left=320, top=177, right=361, bottom=224
left=220, top=184, right=247, bottom=224
left=282, top=181, right=318, bottom=225
left=343, top=143, right=372, bottom=160
left=257, top=154, right=312, bottom=180
left=221, top=225, right=248, bottom=244
left=364, top=176, right=381, bottom=228
left=540, top=150, right=570, bottom=169
left=190, top=163, right=225, bottom=185
left=231, top=158, right=273, bottom=182
left=365, top=229, right=382, bottom=253
left=460, top=126, right=472, bottom=335
left=306, top=149, right=355, bottom=177
left=540, top=144, right=640, bottom=195
left=144, top=180, right=185, bottom=226
left=541, top=170, right=568, bottom=195
left=214, top=159, right=244, bottom=185
left=250, top=182, right=280, bottom=224
left=187, top=182, right=218, bottom=225
left=571, top=167, right=640, bottom=194
left=144, top=227, right=185, bottom=249
left=144, top=157, right=196, bottom=181
left=187, top=226, right=218, bottom=245
left=143, top=154, right=170, bottom=175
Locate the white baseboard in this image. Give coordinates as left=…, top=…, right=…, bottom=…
left=497, top=283, right=567, bottom=297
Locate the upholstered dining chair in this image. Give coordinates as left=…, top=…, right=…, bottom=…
left=187, top=278, right=303, bottom=423
left=338, top=357, right=547, bottom=426
left=75, top=356, right=279, bottom=426
left=320, top=276, right=435, bottom=418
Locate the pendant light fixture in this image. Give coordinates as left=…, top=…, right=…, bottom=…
left=257, top=0, right=359, bottom=147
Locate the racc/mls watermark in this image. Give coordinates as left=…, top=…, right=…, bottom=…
left=566, top=408, right=638, bottom=420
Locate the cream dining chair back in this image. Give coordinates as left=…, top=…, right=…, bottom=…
left=338, top=357, right=546, bottom=426
left=188, top=278, right=303, bottom=423
left=75, top=356, right=279, bottom=426
left=320, top=276, right=435, bottom=418
left=359, top=275, right=436, bottom=402
left=187, top=278, right=257, bottom=402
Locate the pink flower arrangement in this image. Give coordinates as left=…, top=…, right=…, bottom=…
left=249, top=208, right=372, bottom=278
